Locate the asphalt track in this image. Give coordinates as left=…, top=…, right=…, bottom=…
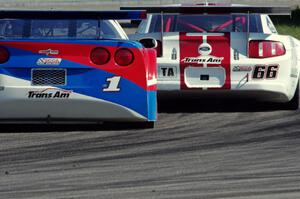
left=1, top=3, right=300, bottom=198
left=0, top=97, right=300, bottom=199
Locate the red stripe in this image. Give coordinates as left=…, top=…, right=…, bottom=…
left=179, top=33, right=231, bottom=90
left=1, top=41, right=153, bottom=90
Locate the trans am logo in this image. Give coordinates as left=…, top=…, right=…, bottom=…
left=182, top=43, right=224, bottom=65
left=28, top=88, right=72, bottom=99
left=38, top=49, right=59, bottom=56
left=37, top=58, right=62, bottom=66
left=182, top=56, right=224, bottom=65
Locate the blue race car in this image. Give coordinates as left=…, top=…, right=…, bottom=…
left=0, top=10, right=157, bottom=127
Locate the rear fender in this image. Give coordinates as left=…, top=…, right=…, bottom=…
left=247, top=33, right=299, bottom=99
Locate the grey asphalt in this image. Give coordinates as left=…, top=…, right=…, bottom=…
left=1, top=2, right=300, bottom=198
left=0, top=97, right=300, bottom=199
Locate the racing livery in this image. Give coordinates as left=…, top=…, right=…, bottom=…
left=0, top=10, right=157, bottom=126
left=123, top=4, right=300, bottom=109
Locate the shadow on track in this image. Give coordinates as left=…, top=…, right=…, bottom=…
left=0, top=96, right=294, bottom=133
left=158, top=97, right=288, bottom=113
left=0, top=122, right=151, bottom=133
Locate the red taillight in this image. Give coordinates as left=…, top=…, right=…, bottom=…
left=0, top=47, right=9, bottom=64
left=90, top=47, right=110, bottom=65
left=114, top=48, right=134, bottom=66
left=249, top=40, right=285, bottom=58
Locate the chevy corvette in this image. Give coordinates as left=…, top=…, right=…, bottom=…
left=0, top=10, right=157, bottom=126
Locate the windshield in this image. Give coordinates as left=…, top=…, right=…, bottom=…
left=0, top=19, right=123, bottom=39
left=147, top=14, right=262, bottom=33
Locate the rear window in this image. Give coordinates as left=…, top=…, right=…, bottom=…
left=0, top=19, right=123, bottom=39
left=147, top=14, right=262, bottom=33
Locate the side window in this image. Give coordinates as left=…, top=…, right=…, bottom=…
left=99, top=20, right=122, bottom=39
left=0, top=19, right=24, bottom=38
left=249, top=15, right=263, bottom=33
left=76, top=20, right=98, bottom=39
left=136, top=20, right=147, bottom=34
left=266, top=16, right=277, bottom=34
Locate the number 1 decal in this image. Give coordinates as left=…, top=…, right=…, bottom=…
left=103, top=76, right=121, bottom=92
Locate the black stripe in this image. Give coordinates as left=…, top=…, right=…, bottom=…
left=0, top=10, right=146, bottom=19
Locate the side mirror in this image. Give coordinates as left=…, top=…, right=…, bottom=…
left=139, top=38, right=158, bottom=49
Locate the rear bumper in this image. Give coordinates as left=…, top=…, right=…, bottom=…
left=0, top=87, right=150, bottom=123
left=159, top=90, right=288, bottom=102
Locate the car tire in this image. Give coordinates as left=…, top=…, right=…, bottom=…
left=285, top=82, right=299, bottom=110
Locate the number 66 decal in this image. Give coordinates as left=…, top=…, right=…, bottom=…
left=103, top=76, right=121, bottom=92
left=253, top=65, right=279, bottom=79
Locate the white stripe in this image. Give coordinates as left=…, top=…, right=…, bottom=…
left=202, top=35, right=208, bottom=90
left=186, top=33, right=224, bottom=37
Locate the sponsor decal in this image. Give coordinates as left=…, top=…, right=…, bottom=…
left=159, top=66, right=177, bottom=78
left=233, top=66, right=252, bottom=72
left=182, top=43, right=224, bottom=65
left=28, top=88, right=72, bottom=99
left=198, top=43, right=212, bottom=56
left=182, top=56, right=224, bottom=65
left=38, top=49, right=59, bottom=56
left=37, top=58, right=62, bottom=66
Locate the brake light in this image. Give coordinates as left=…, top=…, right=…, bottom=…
left=114, top=48, right=134, bottom=66
left=90, top=47, right=110, bottom=65
left=0, top=47, right=9, bottom=64
left=249, top=40, right=285, bottom=58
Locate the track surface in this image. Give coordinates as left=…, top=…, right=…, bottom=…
left=0, top=98, right=300, bottom=199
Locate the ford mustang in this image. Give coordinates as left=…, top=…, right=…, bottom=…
left=0, top=10, right=157, bottom=127
left=122, top=4, right=300, bottom=109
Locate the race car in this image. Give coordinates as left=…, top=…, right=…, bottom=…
left=0, top=10, right=157, bottom=127
left=122, top=4, right=300, bottom=109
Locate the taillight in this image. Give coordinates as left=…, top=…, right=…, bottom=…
left=114, top=48, right=134, bottom=66
left=90, top=47, right=110, bottom=65
left=249, top=40, right=285, bottom=58
left=0, top=47, right=9, bottom=64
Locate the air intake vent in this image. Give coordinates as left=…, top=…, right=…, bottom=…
left=32, top=68, right=66, bottom=86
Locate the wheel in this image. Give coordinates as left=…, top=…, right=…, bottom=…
left=284, top=82, right=299, bottom=110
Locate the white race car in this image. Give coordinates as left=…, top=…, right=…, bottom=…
left=123, top=4, right=300, bottom=109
